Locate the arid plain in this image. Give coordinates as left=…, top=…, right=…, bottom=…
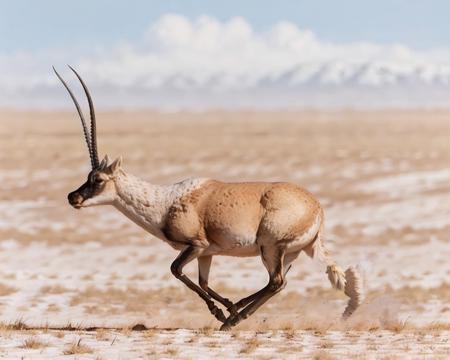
left=0, top=110, right=449, bottom=359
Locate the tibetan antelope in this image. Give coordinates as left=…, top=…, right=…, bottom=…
left=54, top=66, right=363, bottom=330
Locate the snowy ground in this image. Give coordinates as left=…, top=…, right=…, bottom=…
left=0, top=110, right=449, bottom=359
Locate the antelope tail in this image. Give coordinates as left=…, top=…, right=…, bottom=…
left=304, top=234, right=364, bottom=318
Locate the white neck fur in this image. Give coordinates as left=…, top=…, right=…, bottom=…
left=112, top=170, right=172, bottom=239
left=111, top=169, right=208, bottom=241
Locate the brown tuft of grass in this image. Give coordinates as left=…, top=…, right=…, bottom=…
left=84, top=305, right=100, bottom=314
left=381, top=316, right=410, bottom=333
left=312, top=350, right=337, bottom=360
left=0, top=282, right=17, bottom=296
left=284, top=327, right=296, bottom=340
left=21, top=337, right=48, bottom=349
left=121, top=327, right=132, bottom=336
left=319, top=340, right=335, bottom=349
left=46, top=303, right=60, bottom=312
left=144, top=328, right=158, bottom=338
left=4, top=273, right=16, bottom=280
left=0, top=318, right=28, bottom=331
left=54, top=331, right=65, bottom=339
left=63, top=339, right=93, bottom=355
left=302, top=319, right=332, bottom=334
left=186, top=336, right=196, bottom=343
left=59, top=322, right=83, bottom=331
left=139, top=254, right=157, bottom=264
left=198, top=326, right=214, bottom=336
left=95, top=328, right=110, bottom=341
left=421, top=322, right=450, bottom=331
left=165, top=347, right=179, bottom=356
left=81, top=274, right=94, bottom=281
left=128, top=273, right=147, bottom=281
left=40, top=284, right=70, bottom=294
left=239, top=336, right=261, bottom=354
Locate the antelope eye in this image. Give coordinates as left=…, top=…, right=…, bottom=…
left=94, top=177, right=104, bottom=184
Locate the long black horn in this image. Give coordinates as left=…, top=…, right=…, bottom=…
left=53, top=66, right=96, bottom=169
left=68, top=65, right=99, bottom=168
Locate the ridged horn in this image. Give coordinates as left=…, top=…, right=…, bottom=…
left=53, top=66, right=98, bottom=169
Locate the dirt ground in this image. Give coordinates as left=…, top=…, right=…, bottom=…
left=0, top=110, right=449, bottom=359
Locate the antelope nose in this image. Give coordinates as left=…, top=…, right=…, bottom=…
left=68, top=192, right=83, bottom=208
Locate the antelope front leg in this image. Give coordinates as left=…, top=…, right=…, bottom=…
left=198, top=256, right=237, bottom=316
left=171, top=246, right=227, bottom=323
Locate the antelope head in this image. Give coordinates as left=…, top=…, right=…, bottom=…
left=54, top=66, right=123, bottom=209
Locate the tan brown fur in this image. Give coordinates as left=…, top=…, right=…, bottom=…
left=164, top=181, right=322, bottom=256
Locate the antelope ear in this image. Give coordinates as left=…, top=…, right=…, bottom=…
left=99, top=155, right=109, bottom=169
left=108, top=156, right=122, bottom=174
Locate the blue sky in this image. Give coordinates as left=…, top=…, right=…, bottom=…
left=2, top=0, right=450, bottom=52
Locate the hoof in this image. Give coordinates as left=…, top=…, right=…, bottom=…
left=219, top=323, right=232, bottom=331
left=219, top=314, right=241, bottom=331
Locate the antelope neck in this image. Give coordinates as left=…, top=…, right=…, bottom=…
left=112, top=170, right=173, bottom=240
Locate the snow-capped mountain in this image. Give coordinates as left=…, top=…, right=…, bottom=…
left=2, top=14, right=450, bottom=109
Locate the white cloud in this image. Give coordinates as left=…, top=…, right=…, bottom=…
left=2, top=14, right=450, bottom=109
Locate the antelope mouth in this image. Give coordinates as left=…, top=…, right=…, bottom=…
left=68, top=196, right=85, bottom=209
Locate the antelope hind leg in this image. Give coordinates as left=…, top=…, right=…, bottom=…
left=226, top=249, right=299, bottom=315
left=220, top=246, right=287, bottom=331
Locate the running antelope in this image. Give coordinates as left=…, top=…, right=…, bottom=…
left=54, top=66, right=363, bottom=330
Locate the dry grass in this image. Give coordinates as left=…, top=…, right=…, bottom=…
left=284, top=327, right=296, bottom=340
left=0, top=319, right=28, bottom=331
left=239, top=336, right=262, bottom=354
left=381, top=317, right=411, bottom=333
left=319, top=340, right=335, bottom=349
left=54, top=331, right=65, bottom=339
left=198, top=326, right=215, bottom=336
left=165, top=347, right=179, bottom=356
left=0, top=282, right=17, bottom=296
left=46, top=303, right=60, bottom=312
left=120, top=327, right=132, bottom=336
left=40, top=284, right=70, bottom=294
left=312, top=350, right=337, bottom=360
left=0, top=327, right=447, bottom=358
left=21, top=337, right=48, bottom=349
left=95, top=328, right=110, bottom=341
left=63, top=339, right=93, bottom=355
left=420, top=322, right=450, bottom=331
left=144, top=328, right=158, bottom=338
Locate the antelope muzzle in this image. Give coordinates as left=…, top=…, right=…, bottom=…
left=67, top=182, right=91, bottom=209
left=68, top=191, right=83, bottom=209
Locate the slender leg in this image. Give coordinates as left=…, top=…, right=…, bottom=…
left=227, top=286, right=266, bottom=314
left=227, top=249, right=300, bottom=315
left=220, top=246, right=287, bottom=331
left=171, top=246, right=227, bottom=323
left=198, top=256, right=236, bottom=315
